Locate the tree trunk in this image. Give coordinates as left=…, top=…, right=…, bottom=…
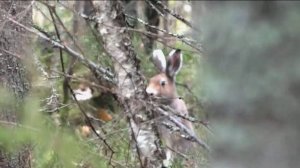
left=93, top=1, right=163, bottom=167
left=0, top=1, right=32, bottom=167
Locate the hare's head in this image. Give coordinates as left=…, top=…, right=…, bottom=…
left=146, top=49, right=182, bottom=101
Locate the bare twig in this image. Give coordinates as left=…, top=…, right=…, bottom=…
left=124, top=14, right=203, bottom=53
left=80, top=12, right=203, bottom=53
left=0, top=120, right=39, bottom=132
left=176, top=82, right=204, bottom=108
left=7, top=17, right=115, bottom=84
left=0, top=48, right=22, bottom=59
left=145, top=96, right=207, bottom=126
left=166, top=146, right=190, bottom=161
left=145, top=0, right=164, bottom=17
left=163, top=104, right=210, bottom=127
left=52, top=70, right=114, bottom=93
left=46, top=3, right=85, bottom=55
left=151, top=0, right=200, bottom=31
left=158, top=107, right=210, bottom=151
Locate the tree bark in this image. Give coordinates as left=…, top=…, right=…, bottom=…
left=0, top=1, right=32, bottom=167
left=93, top=1, right=163, bottom=167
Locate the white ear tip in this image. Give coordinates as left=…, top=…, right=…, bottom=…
left=152, top=49, right=167, bottom=71
left=168, top=49, right=176, bottom=57
left=153, top=49, right=164, bottom=58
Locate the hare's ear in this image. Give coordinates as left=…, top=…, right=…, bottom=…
left=166, top=49, right=182, bottom=78
left=152, top=49, right=166, bottom=72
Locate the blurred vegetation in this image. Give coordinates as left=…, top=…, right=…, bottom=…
left=195, top=1, right=300, bottom=168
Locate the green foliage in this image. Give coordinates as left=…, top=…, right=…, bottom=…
left=0, top=94, right=108, bottom=168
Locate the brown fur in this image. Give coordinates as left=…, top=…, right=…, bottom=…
left=146, top=73, right=194, bottom=166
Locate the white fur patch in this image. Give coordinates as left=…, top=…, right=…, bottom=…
left=73, top=87, right=93, bottom=101
left=153, top=49, right=166, bottom=71
left=146, top=87, right=158, bottom=96
left=100, top=28, right=108, bottom=35
left=162, top=149, right=173, bottom=167
left=176, top=52, right=183, bottom=74
left=168, top=49, right=176, bottom=57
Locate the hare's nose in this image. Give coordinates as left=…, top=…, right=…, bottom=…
left=146, top=87, right=157, bottom=96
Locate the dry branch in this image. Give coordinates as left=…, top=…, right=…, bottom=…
left=124, top=14, right=203, bottom=53
left=80, top=10, right=202, bottom=53
left=7, top=17, right=115, bottom=85
left=150, top=0, right=199, bottom=31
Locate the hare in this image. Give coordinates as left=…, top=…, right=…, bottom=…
left=146, top=49, right=195, bottom=167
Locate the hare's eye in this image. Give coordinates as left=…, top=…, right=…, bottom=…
left=160, top=80, right=166, bottom=87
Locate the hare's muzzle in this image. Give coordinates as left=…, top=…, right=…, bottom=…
left=146, top=86, right=157, bottom=96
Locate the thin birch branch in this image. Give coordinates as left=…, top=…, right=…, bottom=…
left=145, top=0, right=165, bottom=17
left=80, top=12, right=203, bottom=53
left=124, top=14, right=203, bottom=53
left=156, top=107, right=210, bottom=151
left=150, top=0, right=200, bottom=31
left=7, top=17, right=116, bottom=84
